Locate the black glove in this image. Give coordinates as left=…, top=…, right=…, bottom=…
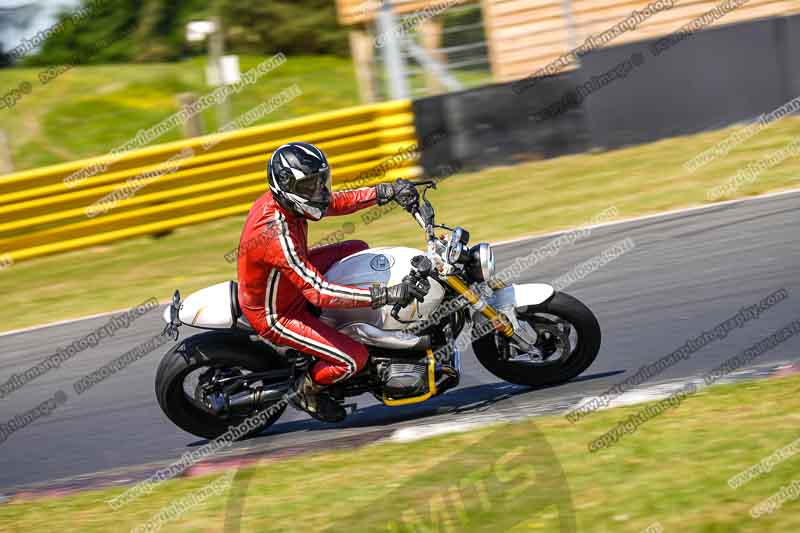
left=375, top=179, right=419, bottom=211
left=370, top=275, right=430, bottom=309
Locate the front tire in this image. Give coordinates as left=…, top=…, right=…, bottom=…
left=155, top=331, right=289, bottom=440
left=473, top=292, right=601, bottom=387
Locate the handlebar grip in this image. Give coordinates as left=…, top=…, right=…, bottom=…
left=412, top=210, right=426, bottom=229
left=391, top=303, right=403, bottom=320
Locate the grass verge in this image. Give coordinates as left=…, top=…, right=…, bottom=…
left=3, top=373, right=800, bottom=532
left=0, top=55, right=359, bottom=171
left=0, top=116, right=798, bottom=331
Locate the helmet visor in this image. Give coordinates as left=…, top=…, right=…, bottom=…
left=294, top=168, right=332, bottom=203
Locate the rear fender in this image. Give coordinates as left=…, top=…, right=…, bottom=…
left=161, top=281, right=237, bottom=330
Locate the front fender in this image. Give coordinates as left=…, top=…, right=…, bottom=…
left=487, top=283, right=555, bottom=310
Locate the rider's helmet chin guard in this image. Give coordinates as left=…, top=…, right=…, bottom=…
left=268, top=142, right=332, bottom=221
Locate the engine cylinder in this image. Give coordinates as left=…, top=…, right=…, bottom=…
left=379, top=359, right=429, bottom=398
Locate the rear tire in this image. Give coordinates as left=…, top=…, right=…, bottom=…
left=155, top=330, right=289, bottom=440
left=473, top=292, right=600, bottom=387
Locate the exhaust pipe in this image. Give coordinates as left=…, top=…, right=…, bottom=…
left=221, top=387, right=290, bottom=415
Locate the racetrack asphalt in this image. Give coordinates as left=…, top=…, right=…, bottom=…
left=1, top=191, right=798, bottom=492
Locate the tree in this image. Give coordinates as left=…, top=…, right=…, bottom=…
left=222, top=0, right=349, bottom=57
left=21, top=0, right=349, bottom=66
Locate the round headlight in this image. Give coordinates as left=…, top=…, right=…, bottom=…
left=468, top=243, right=495, bottom=282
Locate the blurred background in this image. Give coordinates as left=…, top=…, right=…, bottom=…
left=0, top=0, right=800, bottom=325
left=0, top=0, right=797, bottom=170
left=3, top=5, right=800, bottom=531
left=0, top=0, right=798, bottom=327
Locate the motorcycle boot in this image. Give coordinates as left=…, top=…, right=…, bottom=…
left=288, top=371, right=347, bottom=423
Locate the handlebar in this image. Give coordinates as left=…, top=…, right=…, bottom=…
left=389, top=255, right=433, bottom=322
left=390, top=302, right=404, bottom=321
left=404, top=180, right=437, bottom=238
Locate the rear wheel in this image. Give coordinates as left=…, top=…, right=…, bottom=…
left=155, top=331, right=290, bottom=440
left=473, top=292, right=600, bottom=387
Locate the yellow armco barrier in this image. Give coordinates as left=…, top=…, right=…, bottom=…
left=0, top=100, right=423, bottom=263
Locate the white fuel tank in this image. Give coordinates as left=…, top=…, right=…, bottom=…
left=166, top=248, right=446, bottom=334
left=321, top=246, right=445, bottom=331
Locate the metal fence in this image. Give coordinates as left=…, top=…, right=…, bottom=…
left=0, top=100, right=420, bottom=264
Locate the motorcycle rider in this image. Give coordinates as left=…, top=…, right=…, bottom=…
left=237, top=142, right=428, bottom=423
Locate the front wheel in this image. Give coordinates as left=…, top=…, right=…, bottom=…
left=473, top=292, right=601, bottom=387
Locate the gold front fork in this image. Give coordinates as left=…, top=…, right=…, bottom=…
left=444, top=276, right=515, bottom=337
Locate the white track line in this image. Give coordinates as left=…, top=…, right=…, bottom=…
left=491, top=186, right=800, bottom=247
left=387, top=359, right=798, bottom=443
left=385, top=381, right=700, bottom=444
left=0, top=304, right=166, bottom=338
left=389, top=421, right=489, bottom=443
left=3, top=186, right=799, bottom=338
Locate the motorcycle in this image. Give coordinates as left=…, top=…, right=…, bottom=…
left=155, top=180, right=601, bottom=439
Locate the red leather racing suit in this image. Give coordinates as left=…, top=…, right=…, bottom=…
left=237, top=188, right=378, bottom=385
